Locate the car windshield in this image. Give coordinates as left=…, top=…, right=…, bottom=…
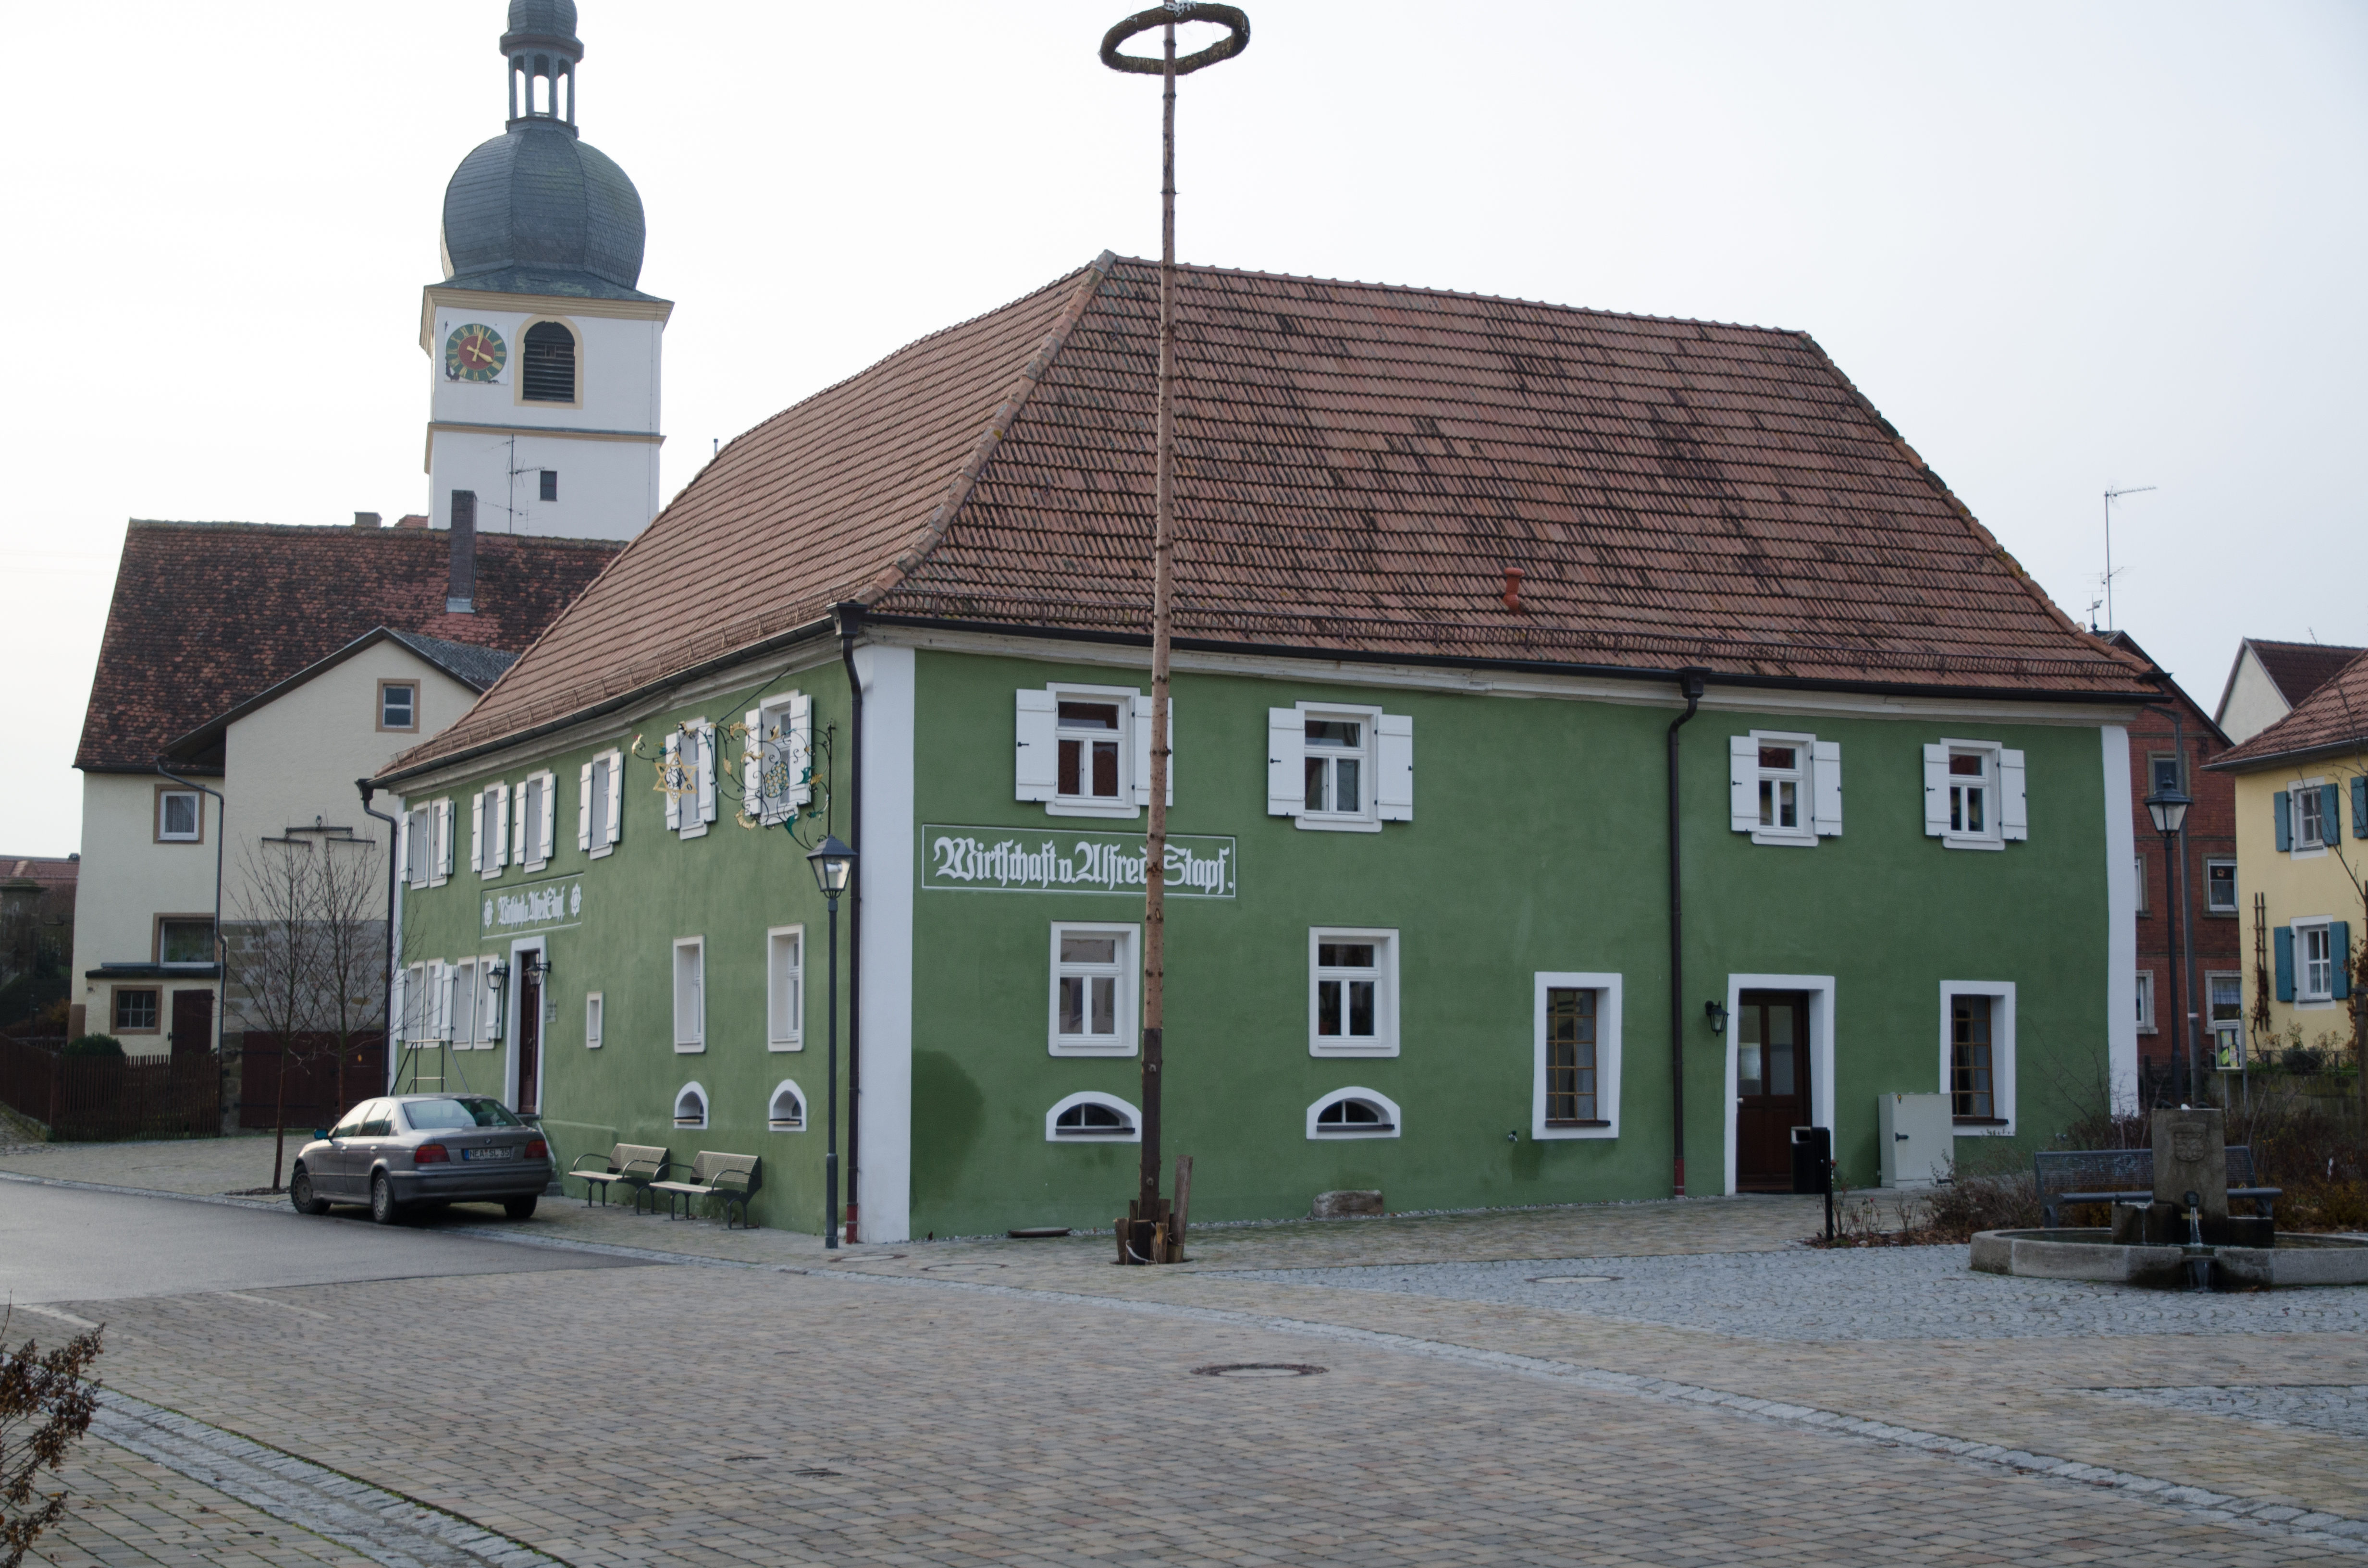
left=400, top=1097, right=522, bottom=1131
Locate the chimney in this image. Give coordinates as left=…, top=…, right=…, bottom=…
left=353, top=511, right=382, bottom=529
left=447, top=490, right=477, bottom=613
left=1502, top=567, right=1525, bottom=612
left=396, top=514, right=430, bottom=529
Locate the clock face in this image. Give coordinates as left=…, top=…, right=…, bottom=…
left=444, top=323, right=507, bottom=382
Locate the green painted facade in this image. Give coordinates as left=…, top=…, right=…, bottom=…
left=391, top=637, right=2132, bottom=1239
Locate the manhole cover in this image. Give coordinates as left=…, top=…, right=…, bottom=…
left=1191, top=1363, right=1327, bottom=1378
left=1529, top=1275, right=1619, bottom=1284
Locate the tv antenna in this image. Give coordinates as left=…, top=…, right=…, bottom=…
left=2101, top=484, right=2156, bottom=631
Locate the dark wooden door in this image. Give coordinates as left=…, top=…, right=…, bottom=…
left=1736, top=991, right=1809, bottom=1190
left=168, top=989, right=213, bottom=1058
left=516, top=965, right=542, bottom=1115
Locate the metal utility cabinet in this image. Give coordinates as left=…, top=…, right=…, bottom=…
left=1877, top=1093, right=1953, bottom=1188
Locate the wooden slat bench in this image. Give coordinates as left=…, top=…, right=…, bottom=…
left=568, top=1143, right=668, bottom=1212
left=647, top=1152, right=762, bottom=1228
left=2035, top=1145, right=2281, bottom=1228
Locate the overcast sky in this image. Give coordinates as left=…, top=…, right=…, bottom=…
left=2, top=1, right=2362, bottom=857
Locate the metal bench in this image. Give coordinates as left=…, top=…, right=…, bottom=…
left=568, top=1142, right=668, bottom=1212
left=2035, top=1145, right=2281, bottom=1228
left=647, top=1151, right=762, bottom=1228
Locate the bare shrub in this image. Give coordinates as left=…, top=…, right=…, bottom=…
left=0, top=1313, right=103, bottom=1568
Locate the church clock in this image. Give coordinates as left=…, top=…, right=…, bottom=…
left=444, top=323, right=507, bottom=382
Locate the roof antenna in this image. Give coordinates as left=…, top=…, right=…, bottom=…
left=2100, top=484, right=2156, bottom=631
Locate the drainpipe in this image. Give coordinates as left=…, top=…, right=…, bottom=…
left=155, top=761, right=228, bottom=1127
left=837, top=605, right=865, bottom=1245
left=1666, top=671, right=1707, bottom=1198
left=358, top=780, right=401, bottom=1097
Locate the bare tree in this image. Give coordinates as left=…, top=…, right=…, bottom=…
left=313, top=835, right=386, bottom=1116
left=230, top=840, right=327, bottom=1191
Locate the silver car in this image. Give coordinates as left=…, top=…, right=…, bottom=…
left=290, top=1094, right=553, bottom=1224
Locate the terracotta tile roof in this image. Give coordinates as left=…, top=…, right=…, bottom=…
left=393, top=256, right=2154, bottom=775
left=76, top=521, right=620, bottom=773
left=2212, top=646, right=2368, bottom=769
left=2246, top=638, right=2366, bottom=708
left=1, top=856, right=77, bottom=891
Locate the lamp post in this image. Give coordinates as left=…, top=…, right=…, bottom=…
left=2144, top=784, right=2194, bottom=1101
left=806, top=835, right=856, bottom=1250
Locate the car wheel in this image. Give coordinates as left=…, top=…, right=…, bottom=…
left=503, top=1195, right=538, bottom=1221
left=370, top=1172, right=402, bottom=1225
left=289, top=1169, right=330, bottom=1216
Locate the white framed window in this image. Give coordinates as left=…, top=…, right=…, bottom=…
left=1920, top=740, right=2028, bottom=849
left=746, top=694, right=814, bottom=826
left=1308, top=929, right=1398, bottom=1057
left=1049, top=922, right=1138, bottom=1056
left=2133, top=853, right=2149, bottom=915
left=1013, top=685, right=1170, bottom=819
left=2206, top=971, right=2243, bottom=1063
left=2292, top=781, right=2329, bottom=853
left=1306, top=1087, right=1400, bottom=1139
left=158, top=788, right=203, bottom=842
left=515, top=770, right=556, bottom=871
left=2205, top=858, right=2237, bottom=915
left=1266, top=703, right=1412, bottom=831
left=673, top=937, right=705, bottom=1052
left=471, top=782, right=509, bottom=877
left=2296, top=919, right=2335, bottom=1002
left=580, top=748, right=624, bottom=857
left=1939, top=981, right=2016, bottom=1134
left=585, top=990, right=604, bottom=1048
left=1045, top=1090, right=1141, bottom=1142
left=664, top=723, right=717, bottom=840
left=1531, top=972, right=1622, bottom=1139
left=1731, top=731, right=1841, bottom=845
left=768, top=1079, right=808, bottom=1132
left=2135, top=969, right=2156, bottom=1032
left=673, top=1081, right=708, bottom=1129
left=767, top=926, right=804, bottom=1051
left=379, top=679, right=418, bottom=732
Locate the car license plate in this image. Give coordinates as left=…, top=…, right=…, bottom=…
left=462, top=1147, right=516, bottom=1162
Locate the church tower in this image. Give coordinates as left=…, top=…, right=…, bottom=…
left=422, top=0, right=669, bottom=545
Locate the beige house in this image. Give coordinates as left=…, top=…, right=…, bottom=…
left=2212, top=637, right=2365, bottom=746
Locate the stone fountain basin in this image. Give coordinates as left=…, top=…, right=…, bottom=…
left=1971, top=1229, right=2368, bottom=1289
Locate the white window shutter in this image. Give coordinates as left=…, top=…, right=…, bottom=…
left=788, top=693, right=814, bottom=806
left=390, top=967, right=407, bottom=1045
left=1811, top=740, right=1842, bottom=836
left=1728, top=736, right=1757, bottom=833
left=605, top=752, right=624, bottom=844
left=1015, top=689, right=1057, bottom=802
left=697, top=723, right=718, bottom=825
left=743, top=709, right=764, bottom=810
left=431, top=960, right=450, bottom=1041
left=1999, top=748, right=2029, bottom=840
left=511, top=782, right=527, bottom=864
left=469, top=791, right=485, bottom=872
left=1130, top=696, right=1175, bottom=808
left=494, top=785, right=510, bottom=868
left=663, top=734, right=682, bottom=831
left=578, top=762, right=594, bottom=850
left=1922, top=744, right=1949, bottom=837
left=396, top=812, right=413, bottom=887
left=1268, top=708, right=1304, bottom=816
left=538, top=775, right=556, bottom=858
left=435, top=800, right=453, bottom=882
left=1376, top=712, right=1414, bottom=821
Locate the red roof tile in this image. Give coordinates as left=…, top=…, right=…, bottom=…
left=2245, top=638, right=2366, bottom=709
left=2213, top=646, right=2368, bottom=769
left=76, top=521, right=620, bottom=773
left=395, top=257, right=2154, bottom=774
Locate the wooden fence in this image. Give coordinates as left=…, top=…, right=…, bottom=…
left=0, top=1036, right=221, bottom=1142
left=237, top=1032, right=386, bottom=1132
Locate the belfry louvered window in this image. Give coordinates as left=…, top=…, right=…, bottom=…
left=522, top=321, right=577, bottom=402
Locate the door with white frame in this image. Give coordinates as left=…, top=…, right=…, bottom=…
left=508, top=936, right=547, bottom=1117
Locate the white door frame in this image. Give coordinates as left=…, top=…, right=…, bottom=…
left=1722, top=973, right=1836, bottom=1195
left=506, top=934, right=547, bottom=1114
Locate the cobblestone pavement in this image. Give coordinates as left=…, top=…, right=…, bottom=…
left=2088, top=1385, right=2368, bottom=1442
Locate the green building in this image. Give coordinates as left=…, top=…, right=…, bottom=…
left=375, top=255, right=2156, bottom=1240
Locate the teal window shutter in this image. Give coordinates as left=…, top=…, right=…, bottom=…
left=2273, top=791, right=2290, bottom=852
left=2326, top=783, right=2345, bottom=843
left=2333, top=922, right=2352, bottom=1002
left=2355, top=776, right=2368, bottom=837
left=2273, top=926, right=2294, bottom=1002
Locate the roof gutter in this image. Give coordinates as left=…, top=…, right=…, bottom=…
left=2203, top=735, right=2368, bottom=774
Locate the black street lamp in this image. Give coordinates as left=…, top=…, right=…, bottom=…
left=806, top=835, right=856, bottom=1250
left=2144, top=784, right=2194, bottom=1101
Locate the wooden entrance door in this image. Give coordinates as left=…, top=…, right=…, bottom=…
left=1736, top=990, right=1809, bottom=1191
left=516, top=963, right=542, bottom=1115
left=168, top=989, right=213, bottom=1058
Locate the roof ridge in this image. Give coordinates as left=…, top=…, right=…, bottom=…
left=860, top=252, right=1119, bottom=606
left=122, top=518, right=625, bottom=549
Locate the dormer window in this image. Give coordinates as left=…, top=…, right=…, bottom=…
left=522, top=321, right=577, bottom=403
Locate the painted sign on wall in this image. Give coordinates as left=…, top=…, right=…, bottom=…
left=483, top=875, right=584, bottom=935
left=921, top=825, right=1236, bottom=898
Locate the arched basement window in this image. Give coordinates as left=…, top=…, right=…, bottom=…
left=768, top=1080, right=806, bottom=1132
left=1307, top=1087, right=1400, bottom=1139
left=522, top=321, right=578, bottom=403
left=1044, top=1091, right=1140, bottom=1142
left=673, top=1081, right=708, bottom=1129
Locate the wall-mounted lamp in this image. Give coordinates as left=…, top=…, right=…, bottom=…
left=1704, top=1000, right=1728, bottom=1035
left=524, top=952, right=553, bottom=984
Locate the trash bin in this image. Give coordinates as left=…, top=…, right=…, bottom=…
left=1790, top=1125, right=1832, bottom=1195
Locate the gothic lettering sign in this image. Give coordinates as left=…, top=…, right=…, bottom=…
left=482, top=875, right=584, bottom=935
left=921, top=825, right=1236, bottom=899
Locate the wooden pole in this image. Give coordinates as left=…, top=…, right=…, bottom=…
left=1139, top=16, right=1177, bottom=1234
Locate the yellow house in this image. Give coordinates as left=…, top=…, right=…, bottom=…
left=2208, top=647, right=2368, bottom=1069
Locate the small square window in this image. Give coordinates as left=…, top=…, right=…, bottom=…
left=158, top=789, right=202, bottom=842
left=2135, top=970, right=2156, bottom=1031
left=2297, top=922, right=2334, bottom=1002
left=113, top=988, right=159, bottom=1032
left=1309, top=928, right=1398, bottom=1056
left=380, top=681, right=418, bottom=732
left=2207, top=972, right=2243, bottom=1028
left=2205, top=858, right=2237, bottom=914
left=1057, top=700, right=1125, bottom=803
left=2295, top=786, right=2327, bottom=850
left=1049, top=923, right=1135, bottom=1055
left=539, top=469, right=558, bottom=502
left=1947, top=751, right=1992, bottom=838
left=1305, top=718, right=1368, bottom=817
left=158, top=919, right=214, bottom=965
